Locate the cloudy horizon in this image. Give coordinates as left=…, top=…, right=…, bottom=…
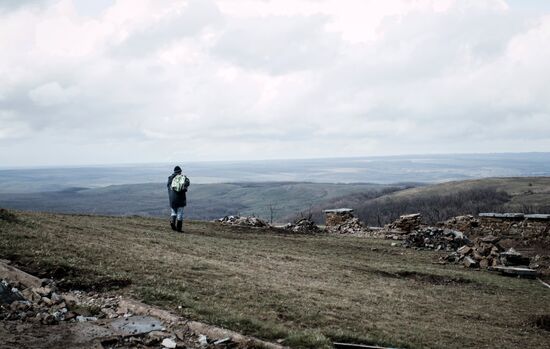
left=1, top=0, right=550, bottom=167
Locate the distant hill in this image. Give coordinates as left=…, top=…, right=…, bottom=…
left=298, top=177, right=550, bottom=226
left=2, top=177, right=549, bottom=226
left=0, top=182, right=409, bottom=222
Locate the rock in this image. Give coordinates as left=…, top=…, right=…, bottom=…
left=213, top=337, right=232, bottom=345
left=500, top=248, right=531, bottom=266
left=76, top=315, right=98, bottom=322
left=464, top=256, right=479, bottom=268
left=215, top=215, right=268, bottom=227
left=34, top=287, right=53, bottom=297
left=284, top=218, right=321, bottom=234
left=41, top=297, right=53, bottom=306
left=479, top=258, right=489, bottom=268
left=161, top=337, right=177, bottom=349
left=198, top=334, right=209, bottom=346
left=10, top=300, right=31, bottom=312
left=145, top=331, right=172, bottom=346
left=457, top=245, right=472, bottom=255
left=64, top=311, right=77, bottom=321
left=50, top=292, right=62, bottom=304
left=1, top=280, right=25, bottom=304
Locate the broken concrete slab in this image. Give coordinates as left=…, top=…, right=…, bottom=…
left=479, top=213, right=525, bottom=219
left=110, top=315, right=163, bottom=336
left=118, top=299, right=288, bottom=349
left=463, top=256, right=479, bottom=268
left=489, top=266, right=538, bottom=278
left=0, top=261, right=42, bottom=289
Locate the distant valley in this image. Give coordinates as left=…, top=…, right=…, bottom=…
left=1, top=153, right=550, bottom=225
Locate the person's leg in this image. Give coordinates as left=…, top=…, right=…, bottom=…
left=170, top=208, right=177, bottom=231
left=176, top=207, right=184, bottom=232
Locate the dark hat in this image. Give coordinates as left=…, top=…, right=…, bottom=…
left=174, top=166, right=182, bottom=173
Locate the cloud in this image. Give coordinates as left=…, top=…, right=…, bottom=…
left=29, top=82, right=79, bottom=106
left=0, top=0, right=50, bottom=12
left=0, top=0, right=549, bottom=166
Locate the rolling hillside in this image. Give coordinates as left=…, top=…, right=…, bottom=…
left=0, top=182, right=410, bottom=222
left=299, top=177, right=550, bottom=226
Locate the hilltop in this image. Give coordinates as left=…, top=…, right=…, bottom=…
left=1, top=210, right=549, bottom=348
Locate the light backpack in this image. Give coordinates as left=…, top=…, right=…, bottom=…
left=171, top=174, right=189, bottom=192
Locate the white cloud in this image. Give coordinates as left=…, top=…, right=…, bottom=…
left=0, top=0, right=549, bottom=166
left=29, top=82, right=79, bottom=106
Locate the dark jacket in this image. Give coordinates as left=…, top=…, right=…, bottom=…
left=167, top=173, right=190, bottom=210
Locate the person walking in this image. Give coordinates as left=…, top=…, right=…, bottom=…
left=167, top=166, right=190, bottom=232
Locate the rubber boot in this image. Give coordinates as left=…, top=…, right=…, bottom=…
left=170, top=216, right=177, bottom=231
left=176, top=220, right=183, bottom=233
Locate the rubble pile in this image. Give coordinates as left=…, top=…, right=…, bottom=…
left=0, top=278, right=117, bottom=324
left=215, top=215, right=268, bottom=227
left=442, top=235, right=533, bottom=270
left=327, top=217, right=369, bottom=234
left=401, top=227, right=470, bottom=251
left=0, top=276, right=243, bottom=348
left=387, top=213, right=423, bottom=233
left=438, top=215, right=479, bottom=233
left=325, top=210, right=355, bottom=227
left=323, top=208, right=378, bottom=235
left=283, top=218, right=321, bottom=234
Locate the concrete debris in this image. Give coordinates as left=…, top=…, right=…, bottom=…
left=162, top=337, right=177, bottom=348
left=216, top=215, right=268, bottom=227
left=489, top=266, right=538, bottom=278
left=500, top=247, right=531, bottom=266
left=198, top=334, right=209, bottom=346
left=441, top=235, right=536, bottom=275
left=325, top=208, right=355, bottom=227
left=324, top=209, right=378, bottom=236
left=0, top=274, right=260, bottom=349
left=387, top=213, right=422, bottom=233
left=0, top=280, right=25, bottom=304
left=437, top=215, right=479, bottom=232
left=327, top=217, right=368, bottom=234
left=401, top=227, right=470, bottom=251
left=283, top=218, right=321, bottom=234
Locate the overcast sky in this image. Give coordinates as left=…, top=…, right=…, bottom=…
left=1, top=0, right=550, bottom=167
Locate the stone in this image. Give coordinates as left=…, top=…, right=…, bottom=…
left=144, top=331, right=172, bottom=346
left=161, top=337, right=177, bottom=349
left=479, top=258, right=489, bottom=268
left=214, top=337, right=232, bottom=345
left=198, top=334, right=209, bottom=346
left=1, top=280, right=25, bottom=304
left=41, top=297, right=53, bottom=306
left=50, top=292, right=62, bottom=304
left=457, top=245, right=471, bottom=255
left=34, top=286, right=53, bottom=297
left=480, top=235, right=500, bottom=244
left=463, top=256, right=479, bottom=268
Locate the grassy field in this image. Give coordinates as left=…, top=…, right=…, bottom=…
left=1, top=210, right=549, bottom=348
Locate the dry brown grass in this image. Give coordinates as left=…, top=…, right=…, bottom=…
left=1, top=210, right=549, bottom=348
